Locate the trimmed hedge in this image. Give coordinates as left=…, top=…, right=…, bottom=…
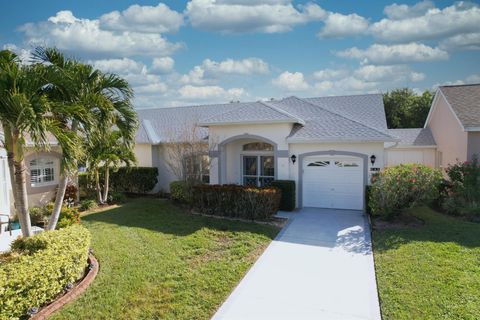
left=170, top=181, right=193, bottom=204
left=271, top=180, right=295, bottom=211
left=192, top=184, right=281, bottom=220
left=79, top=167, right=158, bottom=198
left=109, top=167, right=158, bottom=194
left=0, top=225, right=91, bottom=319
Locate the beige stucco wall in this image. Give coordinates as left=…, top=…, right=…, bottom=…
left=467, top=132, right=480, bottom=161
left=385, top=148, right=437, bottom=167
left=134, top=144, right=153, bottom=167
left=208, top=123, right=292, bottom=185
left=427, top=94, right=468, bottom=166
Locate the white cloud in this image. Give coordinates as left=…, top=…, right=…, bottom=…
left=91, top=58, right=146, bottom=74
left=439, top=32, right=480, bottom=51
left=312, top=68, right=348, bottom=81
left=272, top=71, right=309, bottom=91
left=19, top=10, right=182, bottom=57
left=185, top=0, right=325, bottom=33
left=2, top=43, right=32, bottom=64
left=135, top=82, right=168, bottom=94
left=99, top=3, right=183, bottom=33
left=314, top=77, right=378, bottom=95
left=180, top=57, right=269, bottom=85
left=371, top=2, right=480, bottom=43
left=202, top=57, right=269, bottom=75
left=318, top=12, right=369, bottom=38
left=383, top=0, right=434, bottom=20
left=178, top=84, right=247, bottom=100
left=337, top=43, right=448, bottom=65
left=152, top=57, right=175, bottom=73
left=432, top=74, right=480, bottom=89
left=354, top=65, right=425, bottom=82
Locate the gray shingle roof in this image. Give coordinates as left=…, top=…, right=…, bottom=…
left=135, top=93, right=396, bottom=144
left=439, top=84, right=480, bottom=129
left=198, top=101, right=302, bottom=125
left=387, top=128, right=436, bottom=147
left=276, top=97, right=394, bottom=142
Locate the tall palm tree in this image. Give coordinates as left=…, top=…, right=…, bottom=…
left=33, top=48, right=138, bottom=228
left=0, top=50, right=65, bottom=236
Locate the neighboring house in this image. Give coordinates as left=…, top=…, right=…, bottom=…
left=0, top=131, right=62, bottom=216
left=424, top=83, right=480, bottom=167
left=385, top=128, right=437, bottom=167
left=135, top=93, right=439, bottom=210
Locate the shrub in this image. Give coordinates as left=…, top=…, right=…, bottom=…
left=107, top=192, right=127, bottom=204
left=109, top=167, right=158, bottom=194
left=0, top=225, right=91, bottom=319
left=57, top=206, right=81, bottom=229
left=78, top=173, right=96, bottom=200
left=79, top=199, right=98, bottom=212
left=271, top=180, right=295, bottom=211
left=192, top=184, right=281, bottom=220
left=365, top=185, right=372, bottom=215
left=170, top=181, right=193, bottom=204
left=440, top=156, right=480, bottom=219
left=64, top=184, right=79, bottom=207
left=28, top=206, right=50, bottom=226
left=369, top=164, right=442, bottom=219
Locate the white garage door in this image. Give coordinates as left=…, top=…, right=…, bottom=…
left=302, top=156, right=364, bottom=210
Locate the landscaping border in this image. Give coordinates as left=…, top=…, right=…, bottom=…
left=31, top=254, right=99, bottom=319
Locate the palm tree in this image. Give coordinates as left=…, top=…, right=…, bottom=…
left=86, top=129, right=136, bottom=204
left=33, top=48, right=138, bottom=227
left=0, top=50, right=66, bottom=236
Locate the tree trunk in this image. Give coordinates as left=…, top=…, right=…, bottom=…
left=13, top=159, right=32, bottom=237
left=46, top=174, right=68, bottom=230
left=102, top=165, right=110, bottom=205
left=95, top=169, right=104, bottom=204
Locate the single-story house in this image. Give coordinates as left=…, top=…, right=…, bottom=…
left=134, top=93, right=441, bottom=211
left=0, top=131, right=62, bottom=217
left=424, top=83, right=480, bottom=167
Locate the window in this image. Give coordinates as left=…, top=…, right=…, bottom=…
left=307, top=161, right=330, bottom=167
left=243, top=155, right=274, bottom=187
left=184, top=154, right=210, bottom=183
left=243, top=142, right=273, bottom=151
left=30, top=158, right=56, bottom=187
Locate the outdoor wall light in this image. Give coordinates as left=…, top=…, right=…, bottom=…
left=291, top=154, right=297, bottom=164
left=370, top=154, right=376, bottom=165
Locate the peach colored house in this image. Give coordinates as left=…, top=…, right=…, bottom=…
left=425, top=83, right=480, bottom=167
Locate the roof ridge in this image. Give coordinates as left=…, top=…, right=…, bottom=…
left=259, top=101, right=306, bottom=125
left=439, top=83, right=480, bottom=88
left=290, top=96, right=395, bottom=140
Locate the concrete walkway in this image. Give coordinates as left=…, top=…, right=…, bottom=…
left=213, top=208, right=381, bottom=320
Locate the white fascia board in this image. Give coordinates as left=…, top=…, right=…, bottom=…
left=465, top=127, right=480, bottom=132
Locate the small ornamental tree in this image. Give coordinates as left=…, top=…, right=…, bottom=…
left=369, top=164, right=442, bottom=219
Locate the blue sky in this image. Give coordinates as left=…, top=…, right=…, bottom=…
left=1, top=0, right=479, bottom=108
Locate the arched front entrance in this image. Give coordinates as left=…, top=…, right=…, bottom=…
left=298, top=150, right=368, bottom=210
left=216, top=134, right=282, bottom=186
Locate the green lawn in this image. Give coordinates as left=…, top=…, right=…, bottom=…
left=52, top=198, right=279, bottom=320
left=373, top=207, right=480, bottom=319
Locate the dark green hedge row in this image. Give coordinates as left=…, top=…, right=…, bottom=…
left=170, top=181, right=193, bottom=204
left=192, top=184, right=281, bottom=220
left=0, top=225, right=91, bottom=319
left=109, top=167, right=158, bottom=194
left=79, top=167, right=158, bottom=197
left=271, top=180, right=296, bottom=211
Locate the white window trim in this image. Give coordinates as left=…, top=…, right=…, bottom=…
left=30, top=157, right=57, bottom=188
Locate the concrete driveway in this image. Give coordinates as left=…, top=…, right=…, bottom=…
left=212, top=208, right=381, bottom=320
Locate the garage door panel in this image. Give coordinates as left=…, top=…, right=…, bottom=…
left=302, top=156, right=364, bottom=210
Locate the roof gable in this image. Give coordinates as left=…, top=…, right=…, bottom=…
left=387, top=128, right=436, bottom=147
left=438, top=84, right=480, bottom=130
